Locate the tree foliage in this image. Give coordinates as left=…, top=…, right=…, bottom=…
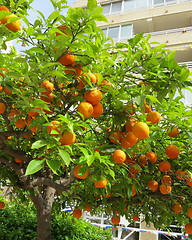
left=0, top=0, right=192, bottom=239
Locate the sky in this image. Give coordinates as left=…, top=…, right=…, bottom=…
left=28, top=0, right=75, bottom=21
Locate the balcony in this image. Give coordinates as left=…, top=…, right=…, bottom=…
left=101, top=0, right=192, bottom=17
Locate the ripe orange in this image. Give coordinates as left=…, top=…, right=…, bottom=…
left=77, top=102, right=93, bottom=119
left=168, top=127, right=179, bottom=137
left=120, top=137, right=132, bottom=148
left=73, top=165, right=89, bottom=179
left=0, top=201, right=5, bottom=209
left=47, top=120, right=60, bottom=136
left=161, top=175, right=172, bottom=185
left=172, top=202, right=182, bottom=213
left=159, top=184, right=172, bottom=194
left=129, top=164, right=141, bottom=174
left=132, top=215, right=139, bottom=221
left=72, top=208, right=82, bottom=218
left=15, top=158, right=23, bottom=164
left=0, top=6, right=10, bottom=11
left=3, top=86, right=12, bottom=95
left=1, top=14, right=21, bottom=32
left=175, top=169, right=187, bottom=180
left=112, top=149, right=126, bottom=164
left=0, top=68, right=9, bottom=77
left=139, top=155, right=147, bottom=165
left=125, top=118, right=137, bottom=132
left=84, top=89, right=102, bottom=106
left=15, top=119, right=26, bottom=129
left=131, top=185, right=137, bottom=197
left=59, top=131, right=76, bottom=145
left=159, top=161, right=171, bottom=172
left=0, top=102, right=6, bottom=114
left=147, top=180, right=158, bottom=191
left=85, top=203, right=91, bottom=212
left=58, top=53, right=76, bottom=66
left=111, top=216, right=120, bottom=225
left=91, top=102, right=103, bottom=118
left=83, top=72, right=97, bottom=85
left=132, top=122, right=149, bottom=139
left=187, top=207, right=192, bottom=218
left=146, top=111, right=161, bottom=124
left=109, top=132, right=122, bottom=144
left=185, top=223, right=192, bottom=234
left=94, top=179, right=108, bottom=188
left=40, top=91, right=54, bottom=102
left=144, top=103, right=152, bottom=113
left=64, top=65, right=82, bottom=76
left=40, top=80, right=54, bottom=92
left=166, top=145, right=180, bottom=159
left=146, top=152, right=157, bottom=163
left=124, top=132, right=138, bottom=147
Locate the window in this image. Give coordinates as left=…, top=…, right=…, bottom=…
left=101, top=0, right=136, bottom=16
left=124, top=0, right=135, bottom=10
left=153, top=0, right=175, bottom=5
left=102, top=24, right=133, bottom=42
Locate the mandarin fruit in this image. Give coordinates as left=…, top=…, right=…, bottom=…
left=77, top=102, right=93, bottom=119
left=112, top=149, right=126, bottom=164
left=132, top=122, right=149, bottom=139
left=1, top=14, right=21, bottom=32
left=59, top=131, right=76, bottom=145
left=166, top=145, right=180, bottom=159
left=159, top=161, right=171, bottom=172
left=147, top=180, right=158, bottom=191
left=146, top=111, right=161, bottom=124
left=0, top=102, right=6, bottom=114
left=111, top=216, right=120, bottom=225
left=72, top=208, right=82, bottom=218
left=84, top=89, right=102, bottom=106
left=73, top=165, right=88, bottom=179
left=94, top=179, right=108, bottom=188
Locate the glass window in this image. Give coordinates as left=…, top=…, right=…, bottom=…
left=153, top=0, right=164, bottom=4
left=120, top=24, right=133, bottom=38
left=102, top=4, right=111, bottom=15
left=111, top=1, right=122, bottom=13
left=102, top=28, right=107, bottom=36
left=108, top=26, right=119, bottom=39
left=124, top=0, right=135, bottom=10
left=166, top=0, right=175, bottom=2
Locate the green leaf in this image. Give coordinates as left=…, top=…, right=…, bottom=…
left=47, top=11, right=60, bottom=21
left=31, top=140, right=47, bottom=149
left=87, top=0, right=97, bottom=10
left=146, top=95, right=161, bottom=104
left=25, top=159, right=45, bottom=175
left=77, top=147, right=89, bottom=159
left=58, top=149, right=71, bottom=166
left=46, top=159, right=61, bottom=174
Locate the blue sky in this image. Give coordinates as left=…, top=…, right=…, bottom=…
left=28, top=0, right=75, bottom=21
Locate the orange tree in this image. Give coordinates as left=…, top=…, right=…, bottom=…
left=0, top=0, right=192, bottom=239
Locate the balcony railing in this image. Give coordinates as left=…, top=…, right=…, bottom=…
left=111, top=26, right=192, bottom=43
left=179, top=61, right=192, bottom=68
left=102, top=0, right=192, bottom=17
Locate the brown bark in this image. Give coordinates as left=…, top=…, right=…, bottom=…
left=30, top=186, right=56, bottom=240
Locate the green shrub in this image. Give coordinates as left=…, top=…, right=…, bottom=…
left=0, top=201, right=112, bottom=240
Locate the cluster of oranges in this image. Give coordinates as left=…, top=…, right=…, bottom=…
left=0, top=6, right=20, bottom=32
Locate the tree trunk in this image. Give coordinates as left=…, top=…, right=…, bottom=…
left=30, top=186, right=56, bottom=240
